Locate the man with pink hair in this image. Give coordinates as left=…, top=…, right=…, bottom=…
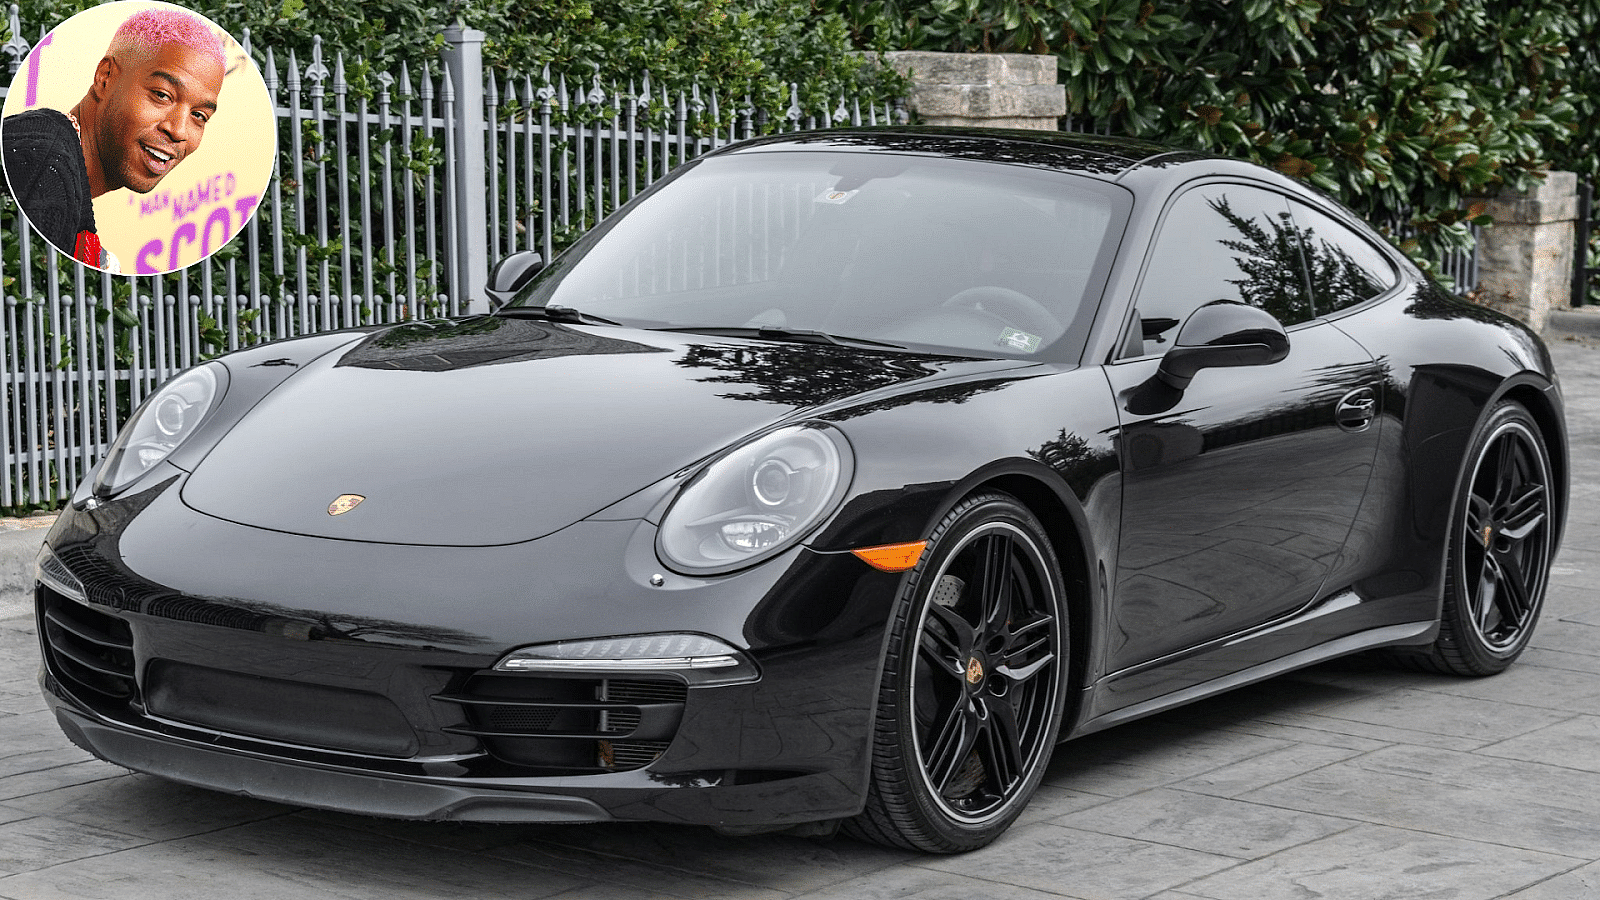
left=3, top=6, right=226, bottom=269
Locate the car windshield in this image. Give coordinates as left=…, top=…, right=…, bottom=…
left=509, top=149, right=1129, bottom=359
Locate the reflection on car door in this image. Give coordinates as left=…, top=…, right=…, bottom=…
left=1102, top=181, right=1387, bottom=678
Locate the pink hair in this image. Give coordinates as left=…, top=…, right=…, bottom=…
left=107, top=7, right=226, bottom=70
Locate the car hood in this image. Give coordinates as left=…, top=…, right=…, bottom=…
left=181, top=317, right=1019, bottom=546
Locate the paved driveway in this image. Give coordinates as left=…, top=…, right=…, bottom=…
left=1, top=312, right=1597, bottom=900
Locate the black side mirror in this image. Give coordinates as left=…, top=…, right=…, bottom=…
left=485, top=250, right=546, bottom=307
left=1156, top=300, right=1290, bottom=390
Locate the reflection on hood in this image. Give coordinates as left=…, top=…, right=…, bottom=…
left=337, top=316, right=665, bottom=371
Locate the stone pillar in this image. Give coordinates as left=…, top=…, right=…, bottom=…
left=878, top=51, right=1065, bottom=131
left=1473, top=172, right=1578, bottom=333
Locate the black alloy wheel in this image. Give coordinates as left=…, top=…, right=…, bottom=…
left=847, top=492, right=1068, bottom=852
left=1398, top=401, right=1555, bottom=676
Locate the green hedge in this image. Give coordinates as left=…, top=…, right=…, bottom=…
left=10, top=0, right=899, bottom=115
left=823, top=0, right=1584, bottom=274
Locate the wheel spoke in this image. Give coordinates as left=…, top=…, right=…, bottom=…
left=1474, top=553, right=1502, bottom=633
left=979, top=698, right=1024, bottom=791
left=928, top=595, right=972, bottom=672
left=997, top=612, right=1056, bottom=682
left=1464, top=493, right=1492, bottom=541
left=1493, top=550, right=1534, bottom=626
left=1498, top=483, right=1547, bottom=541
left=1492, top=438, right=1519, bottom=505
left=976, top=535, right=1014, bottom=639
left=924, top=702, right=979, bottom=794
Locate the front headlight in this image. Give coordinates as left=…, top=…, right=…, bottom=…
left=657, top=423, right=853, bottom=575
left=93, top=362, right=226, bottom=497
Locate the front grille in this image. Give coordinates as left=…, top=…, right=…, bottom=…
left=39, top=588, right=137, bottom=705
left=437, top=675, right=689, bottom=773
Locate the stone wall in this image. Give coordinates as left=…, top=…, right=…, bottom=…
left=1472, top=172, right=1578, bottom=334
left=878, top=51, right=1064, bottom=131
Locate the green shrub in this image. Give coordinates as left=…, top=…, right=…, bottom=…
left=822, top=0, right=1583, bottom=274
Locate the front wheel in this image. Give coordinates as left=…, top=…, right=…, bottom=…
left=846, top=492, right=1069, bottom=852
left=1395, top=401, right=1556, bottom=676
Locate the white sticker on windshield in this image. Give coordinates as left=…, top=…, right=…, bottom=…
left=815, top=189, right=859, bottom=205
left=997, top=328, right=1041, bottom=353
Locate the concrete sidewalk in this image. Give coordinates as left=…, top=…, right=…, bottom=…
left=0, top=312, right=1596, bottom=899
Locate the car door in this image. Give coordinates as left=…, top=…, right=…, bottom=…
left=1101, top=181, right=1387, bottom=675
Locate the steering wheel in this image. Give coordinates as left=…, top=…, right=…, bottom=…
left=940, top=286, right=1062, bottom=339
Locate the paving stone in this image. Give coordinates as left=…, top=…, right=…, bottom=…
left=1477, top=715, right=1600, bottom=773
left=1414, top=663, right=1600, bottom=715
left=5, top=774, right=293, bottom=841
left=186, top=815, right=591, bottom=899
left=1242, top=745, right=1600, bottom=858
left=1529, top=619, right=1600, bottom=658
left=0, top=713, right=87, bottom=763
left=485, top=834, right=794, bottom=900
left=923, top=822, right=1237, bottom=900
left=1519, top=646, right=1600, bottom=676
left=1306, top=687, right=1572, bottom=744
left=509, top=821, right=912, bottom=895
left=0, top=835, right=574, bottom=900
left=1498, top=860, right=1600, bottom=897
left=1046, top=788, right=1355, bottom=859
left=1171, top=742, right=1365, bottom=798
left=1011, top=783, right=1113, bottom=827
left=1044, top=718, right=1290, bottom=798
left=794, top=867, right=1080, bottom=900
left=0, top=760, right=124, bottom=804
left=0, top=815, right=150, bottom=876
left=1175, top=824, right=1576, bottom=900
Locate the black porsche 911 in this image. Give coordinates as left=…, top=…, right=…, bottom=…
left=35, top=129, right=1566, bottom=853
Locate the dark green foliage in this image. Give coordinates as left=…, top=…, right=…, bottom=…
left=9, top=0, right=896, bottom=109
left=822, top=0, right=1584, bottom=276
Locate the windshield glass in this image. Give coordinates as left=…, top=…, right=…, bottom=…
left=511, top=149, right=1130, bottom=359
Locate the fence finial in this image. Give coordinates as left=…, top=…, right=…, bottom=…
left=305, top=35, right=330, bottom=98
left=2, top=5, right=28, bottom=77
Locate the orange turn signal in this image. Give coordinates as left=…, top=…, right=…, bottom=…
left=850, top=541, right=928, bottom=573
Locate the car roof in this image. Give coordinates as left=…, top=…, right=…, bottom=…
left=717, top=126, right=1211, bottom=181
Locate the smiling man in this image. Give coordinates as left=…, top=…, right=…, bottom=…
left=2, top=7, right=225, bottom=270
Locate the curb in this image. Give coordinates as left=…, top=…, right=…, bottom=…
left=0, top=516, right=53, bottom=620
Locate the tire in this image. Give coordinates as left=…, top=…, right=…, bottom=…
left=1394, top=401, right=1555, bottom=676
left=845, top=492, right=1069, bottom=852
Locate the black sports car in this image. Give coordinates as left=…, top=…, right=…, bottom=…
left=35, top=129, right=1567, bottom=853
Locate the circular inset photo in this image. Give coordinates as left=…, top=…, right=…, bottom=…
left=2, top=1, right=275, bottom=274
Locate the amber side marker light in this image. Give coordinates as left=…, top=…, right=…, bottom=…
left=851, top=541, right=928, bottom=572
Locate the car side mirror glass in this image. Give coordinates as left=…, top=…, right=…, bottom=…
left=485, top=250, right=546, bottom=308
left=1156, top=300, right=1290, bottom=390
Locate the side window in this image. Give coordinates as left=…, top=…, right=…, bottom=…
left=1289, top=201, right=1399, bottom=314
left=1131, top=184, right=1313, bottom=355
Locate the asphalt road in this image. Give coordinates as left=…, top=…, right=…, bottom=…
left=0, top=308, right=1596, bottom=899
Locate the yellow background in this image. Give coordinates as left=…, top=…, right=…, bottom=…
left=3, top=0, right=275, bottom=273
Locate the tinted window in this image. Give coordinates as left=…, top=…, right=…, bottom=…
left=1289, top=200, right=1398, bottom=314
left=1133, top=184, right=1313, bottom=353
left=516, top=151, right=1130, bottom=359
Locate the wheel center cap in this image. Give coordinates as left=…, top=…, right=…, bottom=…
left=966, top=656, right=984, bottom=685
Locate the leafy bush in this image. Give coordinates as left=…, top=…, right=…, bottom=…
left=822, top=0, right=1583, bottom=271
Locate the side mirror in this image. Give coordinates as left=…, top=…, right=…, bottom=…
left=1156, top=300, right=1290, bottom=390
left=485, top=250, right=546, bottom=307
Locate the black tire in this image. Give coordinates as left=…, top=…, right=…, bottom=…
left=845, top=492, right=1069, bottom=852
left=1393, top=401, right=1555, bottom=676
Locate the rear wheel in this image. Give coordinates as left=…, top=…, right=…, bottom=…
left=1395, top=401, right=1554, bottom=676
left=846, top=492, right=1068, bottom=852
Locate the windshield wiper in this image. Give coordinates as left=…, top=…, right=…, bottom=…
left=654, top=325, right=905, bottom=350
left=494, top=304, right=621, bottom=326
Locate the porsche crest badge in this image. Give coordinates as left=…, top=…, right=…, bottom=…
left=328, top=494, right=365, bottom=516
